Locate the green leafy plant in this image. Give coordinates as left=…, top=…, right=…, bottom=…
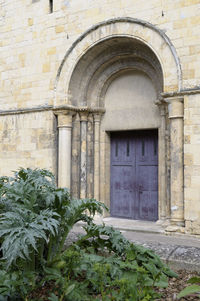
left=0, top=168, right=106, bottom=299
left=48, top=222, right=177, bottom=300
left=177, top=276, right=200, bottom=299
left=0, top=168, right=177, bottom=300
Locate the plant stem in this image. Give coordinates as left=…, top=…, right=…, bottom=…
left=47, top=234, right=53, bottom=264
left=57, top=226, right=71, bottom=256
left=29, top=250, right=35, bottom=272
left=38, top=239, right=44, bottom=261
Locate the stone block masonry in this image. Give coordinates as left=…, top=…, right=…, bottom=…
left=0, top=111, right=57, bottom=176
left=0, top=0, right=200, bottom=235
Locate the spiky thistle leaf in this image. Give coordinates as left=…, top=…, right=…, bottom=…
left=0, top=207, right=60, bottom=267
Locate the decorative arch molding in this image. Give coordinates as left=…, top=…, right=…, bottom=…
left=87, top=58, right=161, bottom=107
left=54, top=18, right=184, bottom=228
left=55, top=17, right=182, bottom=107
left=69, top=38, right=163, bottom=106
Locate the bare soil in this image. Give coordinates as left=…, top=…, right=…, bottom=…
left=157, top=270, right=200, bottom=300
left=29, top=270, right=200, bottom=300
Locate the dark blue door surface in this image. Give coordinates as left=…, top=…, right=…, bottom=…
left=110, top=130, right=158, bottom=221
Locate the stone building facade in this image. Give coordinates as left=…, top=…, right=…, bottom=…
left=0, top=0, right=200, bottom=234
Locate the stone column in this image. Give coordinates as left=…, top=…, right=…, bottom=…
left=94, top=113, right=101, bottom=201
left=166, top=123, right=171, bottom=220
left=87, top=113, right=94, bottom=199
left=157, top=101, right=167, bottom=221
left=79, top=112, right=88, bottom=199
left=57, top=111, right=73, bottom=189
left=71, top=113, right=80, bottom=198
left=167, top=97, right=184, bottom=226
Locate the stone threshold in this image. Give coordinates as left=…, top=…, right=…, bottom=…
left=94, top=216, right=165, bottom=234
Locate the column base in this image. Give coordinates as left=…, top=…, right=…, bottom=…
left=165, top=219, right=185, bottom=234
left=156, top=218, right=170, bottom=227
left=170, top=218, right=185, bottom=227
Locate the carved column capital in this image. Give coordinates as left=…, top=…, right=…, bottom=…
left=55, top=110, right=75, bottom=128
left=165, top=96, right=184, bottom=119
left=79, top=111, right=89, bottom=122
left=93, top=113, right=102, bottom=123
left=155, top=99, right=167, bottom=117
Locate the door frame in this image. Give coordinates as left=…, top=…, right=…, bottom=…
left=100, top=126, right=167, bottom=222
left=110, top=130, right=158, bottom=221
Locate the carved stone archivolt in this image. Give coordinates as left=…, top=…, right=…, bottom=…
left=54, top=32, right=184, bottom=227
left=68, top=38, right=163, bottom=107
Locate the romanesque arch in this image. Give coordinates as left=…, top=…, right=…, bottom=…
left=54, top=18, right=184, bottom=225
left=55, top=17, right=182, bottom=106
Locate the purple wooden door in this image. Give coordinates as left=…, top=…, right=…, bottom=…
left=110, top=131, right=158, bottom=221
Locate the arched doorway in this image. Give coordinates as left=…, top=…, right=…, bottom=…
left=103, top=70, right=159, bottom=221
left=55, top=18, right=182, bottom=224
left=65, top=36, right=164, bottom=222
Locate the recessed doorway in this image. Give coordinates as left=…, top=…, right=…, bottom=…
left=110, top=130, right=158, bottom=221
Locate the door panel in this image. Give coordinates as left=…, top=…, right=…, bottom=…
left=111, top=165, right=133, bottom=218
left=137, top=165, right=158, bottom=221
left=111, top=136, right=134, bottom=164
left=110, top=130, right=158, bottom=221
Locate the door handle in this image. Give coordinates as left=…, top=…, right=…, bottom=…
left=139, top=185, right=143, bottom=192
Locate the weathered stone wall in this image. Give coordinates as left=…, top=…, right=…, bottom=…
left=0, top=111, right=57, bottom=176
left=1, top=0, right=200, bottom=110
left=1, top=0, right=200, bottom=234
left=101, top=70, right=159, bottom=131
left=184, top=93, right=200, bottom=234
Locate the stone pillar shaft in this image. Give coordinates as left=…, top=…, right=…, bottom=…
left=87, top=114, right=94, bottom=199
left=94, top=114, right=101, bottom=201
left=71, top=113, right=80, bottom=198
left=158, top=104, right=167, bottom=220
left=167, top=97, right=184, bottom=225
left=80, top=112, right=88, bottom=199
left=57, top=112, right=73, bottom=189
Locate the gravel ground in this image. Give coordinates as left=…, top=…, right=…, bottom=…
left=157, top=270, right=200, bottom=300
left=30, top=269, right=199, bottom=300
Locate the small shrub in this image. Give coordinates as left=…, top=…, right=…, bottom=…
left=177, top=276, right=200, bottom=299
left=0, top=168, right=177, bottom=300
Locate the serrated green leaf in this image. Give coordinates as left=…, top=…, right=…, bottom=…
left=48, top=293, right=59, bottom=301
left=65, top=284, right=75, bottom=296
left=177, top=285, right=200, bottom=298
left=188, top=277, right=200, bottom=284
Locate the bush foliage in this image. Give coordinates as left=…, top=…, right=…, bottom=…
left=0, top=168, right=177, bottom=300
left=177, top=276, right=200, bottom=299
